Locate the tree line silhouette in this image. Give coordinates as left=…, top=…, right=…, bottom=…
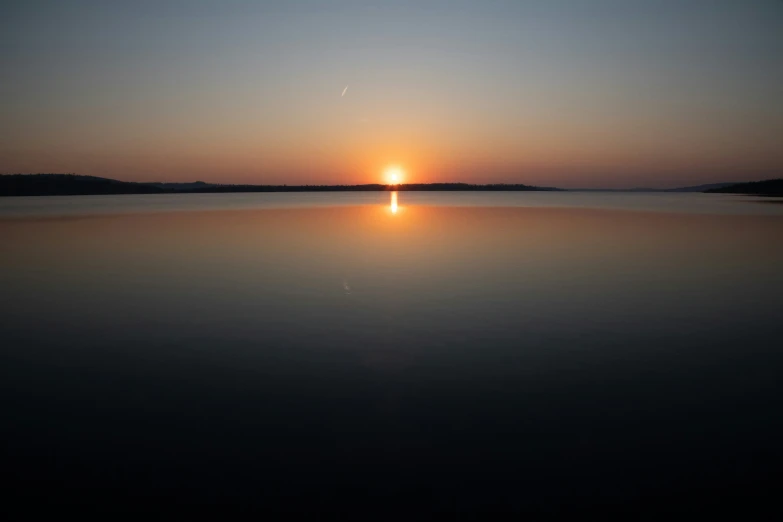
left=0, top=174, right=558, bottom=197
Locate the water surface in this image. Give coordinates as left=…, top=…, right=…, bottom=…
left=2, top=192, right=782, bottom=516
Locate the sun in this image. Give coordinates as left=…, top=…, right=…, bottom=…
left=384, top=166, right=404, bottom=185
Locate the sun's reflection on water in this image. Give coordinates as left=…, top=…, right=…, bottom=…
left=390, top=191, right=398, bottom=214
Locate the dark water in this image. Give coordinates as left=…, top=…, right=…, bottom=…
left=2, top=193, right=782, bottom=517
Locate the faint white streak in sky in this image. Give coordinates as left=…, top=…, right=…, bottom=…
left=341, top=85, right=348, bottom=97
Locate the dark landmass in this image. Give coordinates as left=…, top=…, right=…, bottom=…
left=398, top=182, right=559, bottom=191
left=4, top=173, right=778, bottom=197
left=190, top=182, right=559, bottom=193
left=571, top=182, right=737, bottom=193
left=667, top=182, right=738, bottom=192
left=0, top=174, right=558, bottom=197
left=0, top=174, right=167, bottom=197
left=569, top=188, right=652, bottom=192
left=705, top=179, right=783, bottom=196
left=150, top=181, right=217, bottom=191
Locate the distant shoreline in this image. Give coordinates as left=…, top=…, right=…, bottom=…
left=0, top=174, right=559, bottom=197
left=1, top=174, right=781, bottom=197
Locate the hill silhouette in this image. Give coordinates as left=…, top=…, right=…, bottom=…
left=0, top=174, right=558, bottom=197
left=666, top=182, right=738, bottom=192
left=705, top=179, right=783, bottom=196
left=0, top=174, right=169, bottom=197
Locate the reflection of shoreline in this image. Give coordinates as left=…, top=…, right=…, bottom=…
left=390, top=191, right=398, bottom=213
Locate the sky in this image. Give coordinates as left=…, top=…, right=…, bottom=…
left=1, top=0, right=781, bottom=188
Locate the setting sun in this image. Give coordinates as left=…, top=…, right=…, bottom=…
left=384, top=166, right=404, bottom=185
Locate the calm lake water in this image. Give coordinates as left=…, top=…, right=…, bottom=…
left=2, top=192, right=782, bottom=516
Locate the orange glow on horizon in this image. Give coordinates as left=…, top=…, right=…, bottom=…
left=384, top=166, right=405, bottom=185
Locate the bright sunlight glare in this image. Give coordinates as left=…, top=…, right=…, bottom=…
left=384, top=166, right=404, bottom=185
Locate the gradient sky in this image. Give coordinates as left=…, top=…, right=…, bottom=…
left=1, top=0, right=781, bottom=188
